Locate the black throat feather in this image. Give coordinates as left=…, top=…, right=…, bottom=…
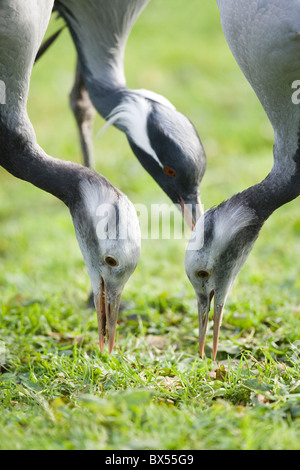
left=231, top=123, right=300, bottom=224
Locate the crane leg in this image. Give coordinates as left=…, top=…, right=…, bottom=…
left=70, top=60, right=96, bottom=168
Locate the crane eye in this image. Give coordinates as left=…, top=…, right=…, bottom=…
left=197, top=270, right=210, bottom=279
left=164, top=166, right=176, bottom=177
left=104, top=256, right=118, bottom=267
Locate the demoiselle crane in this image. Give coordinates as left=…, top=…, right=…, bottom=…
left=0, top=0, right=141, bottom=353
left=41, top=0, right=207, bottom=226
left=185, top=0, right=300, bottom=359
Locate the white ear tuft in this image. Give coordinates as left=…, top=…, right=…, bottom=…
left=98, top=94, right=164, bottom=168
left=213, top=203, right=256, bottom=246
left=132, top=89, right=176, bottom=110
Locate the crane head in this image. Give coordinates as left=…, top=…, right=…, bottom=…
left=106, top=90, right=206, bottom=228
left=70, top=173, right=141, bottom=353
left=185, top=197, right=261, bottom=359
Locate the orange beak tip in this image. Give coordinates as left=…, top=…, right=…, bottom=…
left=212, top=303, right=224, bottom=362
left=199, top=334, right=206, bottom=359
left=99, top=339, right=105, bottom=354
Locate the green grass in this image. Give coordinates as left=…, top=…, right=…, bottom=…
left=1, top=0, right=300, bottom=450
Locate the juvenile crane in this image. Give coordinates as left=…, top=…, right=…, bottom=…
left=50, top=0, right=207, bottom=226
left=185, top=0, right=300, bottom=359
left=0, top=0, right=141, bottom=353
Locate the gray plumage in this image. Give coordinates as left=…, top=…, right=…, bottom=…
left=0, top=0, right=141, bottom=353
left=186, top=0, right=300, bottom=359
left=53, top=0, right=206, bottom=225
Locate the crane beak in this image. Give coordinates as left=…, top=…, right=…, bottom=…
left=178, top=195, right=203, bottom=230
left=212, top=300, right=224, bottom=360
left=94, top=277, right=122, bottom=354
left=197, top=290, right=224, bottom=360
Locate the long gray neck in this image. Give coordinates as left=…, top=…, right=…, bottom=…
left=80, top=82, right=127, bottom=121
left=216, top=0, right=300, bottom=222
left=56, top=0, right=150, bottom=117
left=0, top=116, right=86, bottom=208
left=0, top=0, right=91, bottom=209
left=232, top=137, right=300, bottom=224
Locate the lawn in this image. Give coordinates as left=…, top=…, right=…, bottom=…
left=1, top=0, right=300, bottom=450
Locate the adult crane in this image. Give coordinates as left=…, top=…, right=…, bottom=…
left=41, top=0, right=206, bottom=226
left=185, top=0, right=300, bottom=359
left=0, top=0, right=141, bottom=354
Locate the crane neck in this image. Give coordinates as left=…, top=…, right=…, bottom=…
left=0, top=115, right=86, bottom=208
left=0, top=0, right=96, bottom=210
left=56, top=0, right=150, bottom=119
left=83, top=81, right=128, bottom=121
left=236, top=143, right=300, bottom=224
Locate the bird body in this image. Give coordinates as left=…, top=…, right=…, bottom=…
left=55, top=0, right=206, bottom=223
left=0, top=0, right=141, bottom=353
left=186, top=0, right=300, bottom=359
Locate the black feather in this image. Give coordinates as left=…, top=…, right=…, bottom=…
left=35, top=25, right=66, bottom=63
